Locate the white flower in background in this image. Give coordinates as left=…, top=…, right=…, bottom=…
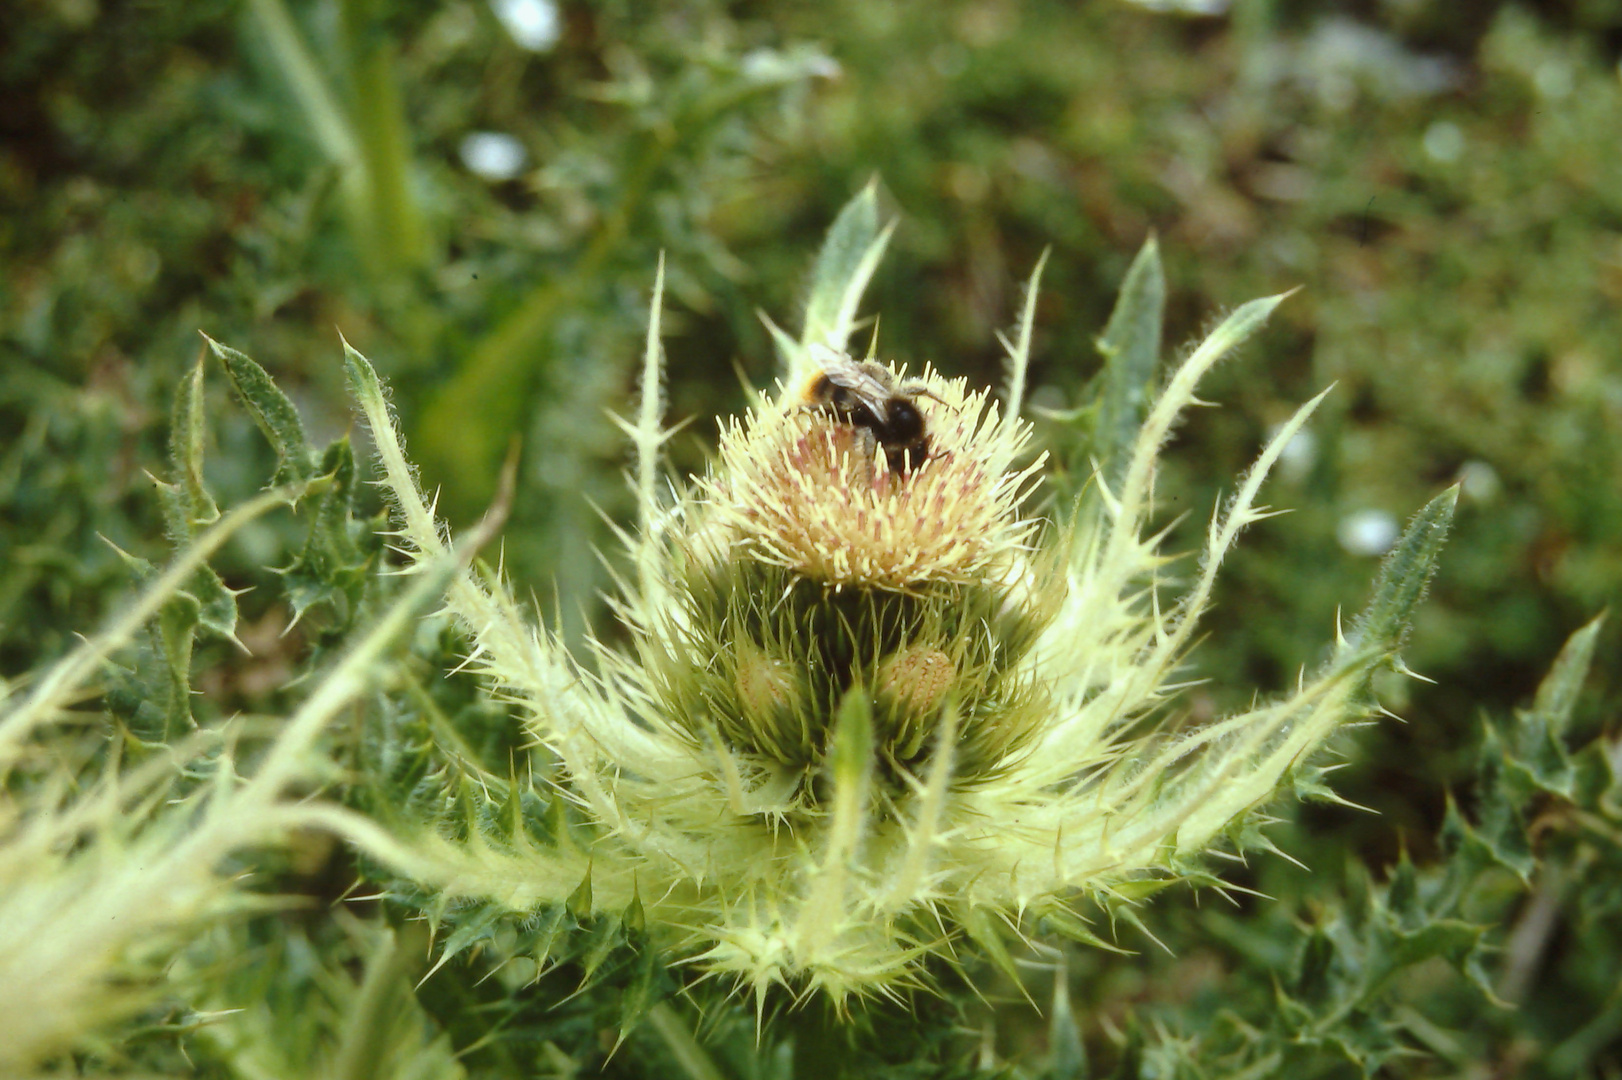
left=459, top=132, right=528, bottom=181
left=490, top=0, right=561, bottom=53
left=1339, top=507, right=1402, bottom=556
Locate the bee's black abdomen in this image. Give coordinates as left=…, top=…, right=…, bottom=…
left=879, top=400, right=924, bottom=445
left=870, top=400, right=925, bottom=474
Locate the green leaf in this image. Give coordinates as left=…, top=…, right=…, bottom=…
left=544, top=791, right=574, bottom=847
left=276, top=437, right=375, bottom=637
left=1571, top=742, right=1619, bottom=810
left=1101, top=877, right=1180, bottom=904
left=1470, top=619, right=1605, bottom=832
left=800, top=181, right=895, bottom=358
left=1094, top=236, right=1165, bottom=490
left=1194, top=292, right=1292, bottom=370
left=433, top=903, right=507, bottom=973
left=498, top=770, right=525, bottom=842
left=614, top=940, right=664, bottom=1053
left=1037, top=905, right=1131, bottom=955
left=1529, top=612, right=1604, bottom=738
left=528, top=904, right=571, bottom=971
left=1103, top=1017, right=1149, bottom=1080
left=190, top=571, right=241, bottom=641
left=160, top=359, right=240, bottom=640
left=103, top=588, right=203, bottom=742
left=1438, top=789, right=1534, bottom=889
left=106, top=360, right=249, bottom=739
left=154, top=591, right=200, bottom=734
left=959, top=905, right=1022, bottom=987
left=566, top=867, right=594, bottom=921
left=1290, top=920, right=1338, bottom=1009
left=206, top=335, right=320, bottom=483
left=1343, top=486, right=1458, bottom=661
left=170, top=354, right=219, bottom=529
left=1046, top=960, right=1087, bottom=1080
left=576, top=914, right=624, bottom=987
left=828, top=688, right=874, bottom=786
left=623, top=890, right=646, bottom=937
left=150, top=478, right=238, bottom=642
left=341, top=335, right=387, bottom=405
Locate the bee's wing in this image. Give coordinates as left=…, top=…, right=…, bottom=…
left=824, top=363, right=896, bottom=418
left=808, top=342, right=848, bottom=369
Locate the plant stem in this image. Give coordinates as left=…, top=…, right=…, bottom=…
left=644, top=1002, right=728, bottom=1080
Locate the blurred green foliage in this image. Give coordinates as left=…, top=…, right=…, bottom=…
left=4, top=0, right=1621, bottom=1075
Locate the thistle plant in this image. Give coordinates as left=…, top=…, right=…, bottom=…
left=0, top=358, right=500, bottom=1074
left=329, top=187, right=1455, bottom=1018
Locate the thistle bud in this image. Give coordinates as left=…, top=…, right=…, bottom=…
left=732, top=643, right=797, bottom=729
left=876, top=644, right=952, bottom=718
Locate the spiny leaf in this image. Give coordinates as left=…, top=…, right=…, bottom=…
left=959, top=905, right=1022, bottom=987
left=160, top=358, right=240, bottom=641
left=1343, top=486, right=1458, bottom=661
left=828, top=687, right=874, bottom=787
left=1101, top=877, right=1180, bottom=904
left=153, top=592, right=200, bottom=735
left=1046, top=957, right=1086, bottom=1080
left=1496, top=711, right=1578, bottom=805
left=1529, top=612, right=1604, bottom=738
left=189, top=568, right=241, bottom=641
left=1438, top=788, right=1534, bottom=888
left=1385, top=849, right=1422, bottom=924
left=799, top=181, right=895, bottom=361
left=544, top=792, right=573, bottom=847
left=1350, top=869, right=1489, bottom=1007
left=150, top=476, right=239, bottom=643
left=341, top=335, right=387, bottom=405
left=1094, top=235, right=1165, bottom=490
left=325, top=927, right=425, bottom=1080
left=435, top=903, right=507, bottom=969
left=277, top=436, right=376, bottom=637
left=1280, top=862, right=1493, bottom=1050
left=5, top=480, right=315, bottom=758
left=623, top=890, right=646, bottom=938
left=498, top=771, right=525, bottom=842
left=108, top=359, right=246, bottom=738
left=1038, top=905, right=1132, bottom=955
left=206, top=335, right=320, bottom=483
left=102, top=593, right=199, bottom=741
left=614, top=940, right=665, bottom=1053
left=577, top=915, right=624, bottom=987
left=528, top=905, right=571, bottom=971
left=566, top=867, right=594, bottom=921
left=170, top=354, right=219, bottom=529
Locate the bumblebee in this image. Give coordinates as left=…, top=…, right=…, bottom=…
left=798, top=347, right=941, bottom=475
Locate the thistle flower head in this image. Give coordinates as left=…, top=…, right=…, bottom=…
left=661, top=365, right=1056, bottom=791
left=696, top=368, right=1043, bottom=591
left=342, top=193, right=1451, bottom=1016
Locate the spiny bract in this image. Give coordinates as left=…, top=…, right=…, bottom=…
left=340, top=191, right=1451, bottom=1015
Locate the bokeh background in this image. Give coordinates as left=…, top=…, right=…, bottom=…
left=5, top=0, right=1621, bottom=1073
